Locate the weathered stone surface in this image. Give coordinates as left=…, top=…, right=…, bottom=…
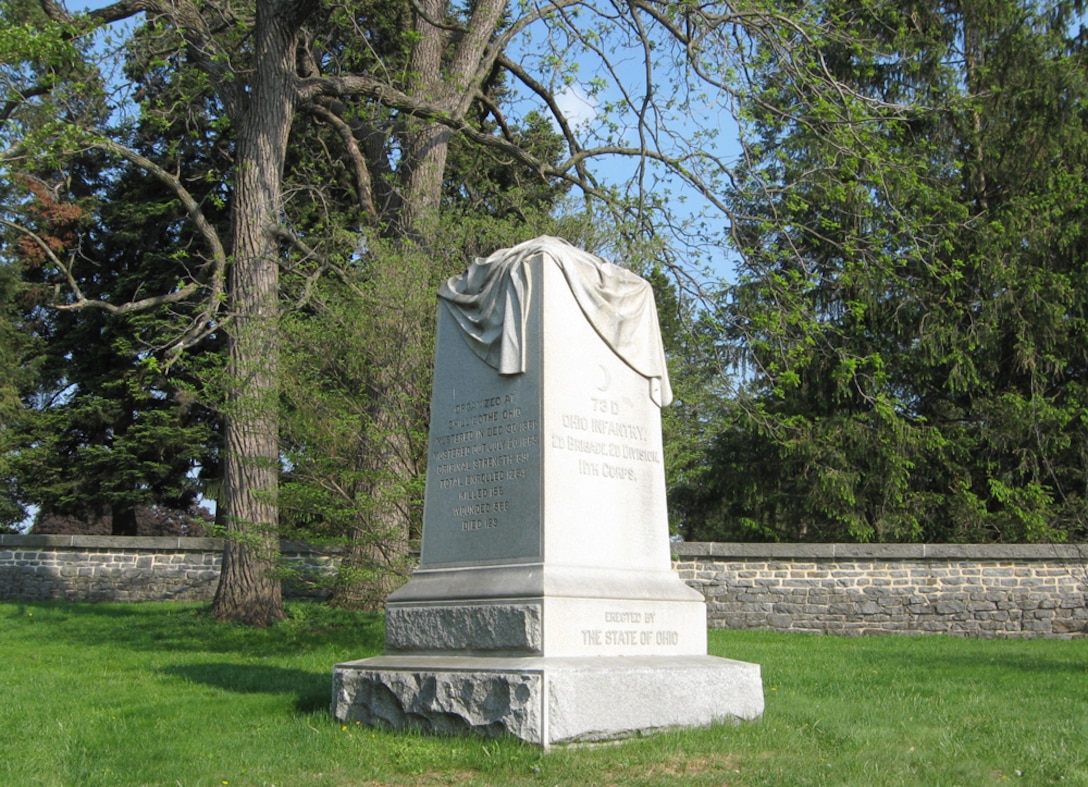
left=0, top=538, right=328, bottom=602
left=1, top=536, right=1082, bottom=638
left=333, top=655, right=762, bottom=746
left=674, top=544, right=1087, bottom=638
left=334, top=659, right=543, bottom=739
left=385, top=603, right=544, bottom=654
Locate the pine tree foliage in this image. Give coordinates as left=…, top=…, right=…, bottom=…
left=0, top=16, right=227, bottom=535
left=679, top=0, right=1088, bottom=544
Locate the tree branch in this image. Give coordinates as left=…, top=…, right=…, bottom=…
left=3, top=134, right=230, bottom=358
left=0, top=217, right=202, bottom=314
left=301, top=101, right=378, bottom=221
left=92, top=137, right=228, bottom=297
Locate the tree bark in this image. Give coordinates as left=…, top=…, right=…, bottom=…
left=395, top=0, right=452, bottom=239
left=211, top=0, right=309, bottom=625
left=396, top=0, right=506, bottom=237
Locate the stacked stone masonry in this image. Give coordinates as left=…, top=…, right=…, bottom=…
left=673, top=543, right=1087, bottom=639
left=1, top=537, right=1084, bottom=638
left=0, top=535, right=337, bottom=602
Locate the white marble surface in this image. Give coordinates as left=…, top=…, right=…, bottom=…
left=419, top=299, right=542, bottom=567
left=392, top=246, right=706, bottom=658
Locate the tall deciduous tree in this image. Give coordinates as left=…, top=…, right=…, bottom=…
left=278, top=103, right=574, bottom=608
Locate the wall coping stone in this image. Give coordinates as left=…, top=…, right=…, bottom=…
left=3, top=535, right=1081, bottom=562
left=0, top=535, right=336, bottom=553
left=0, top=534, right=224, bottom=550
left=3, top=535, right=1082, bottom=561
left=672, top=542, right=1087, bottom=560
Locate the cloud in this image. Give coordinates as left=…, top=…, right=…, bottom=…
left=554, top=84, right=597, bottom=128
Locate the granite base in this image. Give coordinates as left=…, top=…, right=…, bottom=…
left=331, top=654, right=763, bottom=746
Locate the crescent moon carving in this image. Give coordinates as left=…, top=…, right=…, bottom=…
left=597, top=364, right=611, bottom=392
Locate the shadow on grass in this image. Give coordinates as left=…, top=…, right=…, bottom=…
left=4, top=600, right=387, bottom=660
left=161, top=662, right=333, bottom=714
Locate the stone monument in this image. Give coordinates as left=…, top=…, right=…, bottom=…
left=332, top=236, right=763, bottom=745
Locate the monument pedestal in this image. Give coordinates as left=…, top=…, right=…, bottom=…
left=332, top=237, right=763, bottom=745
left=333, top=655, right=763, bottom=745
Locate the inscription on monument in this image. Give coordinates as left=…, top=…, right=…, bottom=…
left=579, top=610, right=680, bottom=650
left=431, top=393, right=538, bottom=535
left=550, top=394, right=662, bottom=483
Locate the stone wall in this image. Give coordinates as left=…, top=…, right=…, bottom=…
left=674, top=542, right=1088, bottom=639
left=0, top=535, right=337, bottom=602
left=3, top=536, right=1085, bottom=637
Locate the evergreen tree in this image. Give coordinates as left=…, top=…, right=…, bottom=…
left=688, top=0, right=1088, bottom=543
left=1, top=29, right=227, bottom=535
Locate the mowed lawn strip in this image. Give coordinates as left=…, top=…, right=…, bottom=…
left=1, top=601, right=1084, bottom=786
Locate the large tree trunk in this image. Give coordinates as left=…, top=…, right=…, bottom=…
left=330, top=0, right=452, bottom=609
left=214, top=217, right=284, bottom=625
left=212, top=0, right=308, bottom=625
left=397, top=0, right=505, bottom=233
left=395, top=0, right=452, bottom=239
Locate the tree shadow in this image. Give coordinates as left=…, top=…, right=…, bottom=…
left=161, top=662, right=333, bottom=714
left=4, top=600, right=387, bottom=659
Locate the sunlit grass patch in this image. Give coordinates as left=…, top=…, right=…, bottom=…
left=1, top=602, right=1084, bottom=785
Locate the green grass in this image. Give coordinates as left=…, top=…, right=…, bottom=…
left=1, top=601, right=1085, bottom=786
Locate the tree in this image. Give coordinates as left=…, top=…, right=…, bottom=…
left=4, top=0, right=927, bottom=620
left=0, top=254, right=40, bottom=531
left=0, top=13, right=229, bottom=535
left=278, top=107, right=576, bottom=607
left=5, top=154, right=224, bottom=536
left=691, top=0, right=1088, bottom=543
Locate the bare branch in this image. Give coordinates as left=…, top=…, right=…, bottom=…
left=1, top=82, right=54, bottom=127
left=1, top=133, right=229, bottom=360
left=92, top=138, right=227, bottom=302
left=269, top=225, right=330, bottom=308
left=496, top=53, right=586, bottom=167
left=404, top=0, right=463, bottom=33
left=301, top=101, right=378, bottom=220
left=0, top=217, right=202, bottom=314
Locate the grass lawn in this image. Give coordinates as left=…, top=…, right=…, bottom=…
left=1, top=601, right=1085, bottom=786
